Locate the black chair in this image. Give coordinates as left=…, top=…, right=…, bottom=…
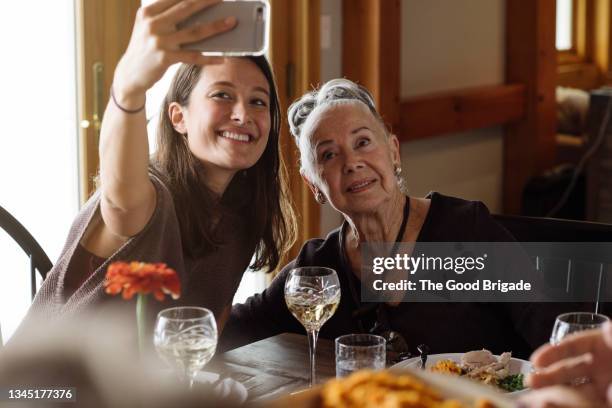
left=0, top=204, right=52, bottom=299
left=0, top=204, right=53, bottom=346
left=494, top=214, right=612, bottom=242
left=493, top=214, right=612, bottom=315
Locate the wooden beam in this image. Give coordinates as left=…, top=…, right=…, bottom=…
left=269, top=0, right=320, bottom=263
left=504, top=0, right=557, bottom=214
left=342, top=0, right=401, bottom=131
left=398, top=84, right=526, bottom=142
left=594, top=0, right=612, bottom=83
left=292, top=0, right=321, bottom=243
left=575, top=0, right=594, bottom=60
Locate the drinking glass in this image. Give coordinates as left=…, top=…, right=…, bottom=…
left=285, top=267, right=341, bottom=387
left=550, top=312, right=609, bottom=385
left=154, top=307, right=218, bottom=389
left=550, top=312, right=609, bottom=345
left=335, top=334, right=386, bottom=378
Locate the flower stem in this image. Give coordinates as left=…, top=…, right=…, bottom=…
left=136, top=293, right=147, bottom=354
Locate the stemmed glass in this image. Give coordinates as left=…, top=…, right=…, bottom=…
left=154, top=306, right=218, bottom=389
left=550, top=312, right=609, bottom=385
left=285, top=267, right=341, bottom=387
left=550, top=312, right=609, bottom=344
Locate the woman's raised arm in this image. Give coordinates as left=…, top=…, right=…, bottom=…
left=98, top=0, right=235, bottom=238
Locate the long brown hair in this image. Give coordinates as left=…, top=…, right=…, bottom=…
left=152, top=57, right=296, bottom=272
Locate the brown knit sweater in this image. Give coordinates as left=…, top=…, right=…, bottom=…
left=23, top=174, right=255, bottom=330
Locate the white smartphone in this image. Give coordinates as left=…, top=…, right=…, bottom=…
left=177, top=0, right=269, bottom=56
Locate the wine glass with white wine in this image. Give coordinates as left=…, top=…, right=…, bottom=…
left=154, top=307, right=218, bottom=389
left=284, top=267, right=341, bottom=387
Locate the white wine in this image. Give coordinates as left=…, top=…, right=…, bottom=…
left=156, top=328, right=217, bottom=376
left=286, top=290, right=340, bottom=331
left=284, top=267, right=341, bottom=387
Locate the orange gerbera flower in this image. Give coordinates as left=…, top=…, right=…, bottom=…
left=104, top=261, right=181, bottom=301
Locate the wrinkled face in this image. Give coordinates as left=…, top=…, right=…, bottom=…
left=304, top=103, right=401, bottom=215
left=175, top=58, right=271, bottom=174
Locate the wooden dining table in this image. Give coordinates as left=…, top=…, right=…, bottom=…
left=208, top=333, right=335, bottom=402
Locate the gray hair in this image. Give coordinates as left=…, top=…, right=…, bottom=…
left=287, top=78, right=394, bottom=186
left=287, top=78, right=384, bottom=145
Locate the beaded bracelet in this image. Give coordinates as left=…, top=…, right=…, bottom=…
left=110, top=86, right=146, bottom=114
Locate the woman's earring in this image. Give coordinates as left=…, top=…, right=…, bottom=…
left=315, top=191, right=327, bottom=204
left=394, top=164, right=407, bottom=193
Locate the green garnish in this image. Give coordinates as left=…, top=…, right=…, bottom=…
left=498, top=373, right=525, bottom=392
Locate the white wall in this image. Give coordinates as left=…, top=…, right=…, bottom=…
left=400, top=0, right=505, bottom=212
left=401, top=0, right=505, bottom=96
left=400, top=129, right=503, bottom=209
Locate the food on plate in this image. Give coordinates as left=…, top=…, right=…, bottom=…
left=429, top=350, right=525, bottom=392
left=497, top=374, right=524, bottom=392
left=430, top=359, right=463, bottom=375
left=320, top=370, right=497, bottom=408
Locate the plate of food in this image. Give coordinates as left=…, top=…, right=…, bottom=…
left=391, top=349, right=532, bottom=395
left=267, top=369, right=514, bottom=408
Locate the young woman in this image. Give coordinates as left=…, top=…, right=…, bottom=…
left=24, top=0, right=295, bottom=330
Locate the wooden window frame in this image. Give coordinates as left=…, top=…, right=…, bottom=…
left=557, top=0, right=602, bottom=90
left=557, top=0, right=593, bottom=64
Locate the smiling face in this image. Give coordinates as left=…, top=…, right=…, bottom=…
left=170, top=58, right=271, bottom=188
left=303, top=103, right=402, bottom=215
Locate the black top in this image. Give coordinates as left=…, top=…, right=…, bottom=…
left=221, top=193, right=593, bottom=358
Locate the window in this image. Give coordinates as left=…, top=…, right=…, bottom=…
left=556, top=0, right=594, bottom=65
left=0, top=0, right=79, bottom=341
left=556, top=0, right=574, bottom=51
left=555, top=0, right=602, bottom=90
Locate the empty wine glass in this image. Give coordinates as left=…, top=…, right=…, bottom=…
left=154, top=307, right=218, bottom=389
left=550, top=312, right=609, bottom=345
left=285, top=267, right=341, bottom=387
left=550, top=312, right=609, bottom=385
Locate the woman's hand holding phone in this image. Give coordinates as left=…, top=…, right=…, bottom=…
left=113, top=0, right=236, bottom=109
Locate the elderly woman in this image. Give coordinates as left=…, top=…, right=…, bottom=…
left=220, top=79, right=580, bottom=359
